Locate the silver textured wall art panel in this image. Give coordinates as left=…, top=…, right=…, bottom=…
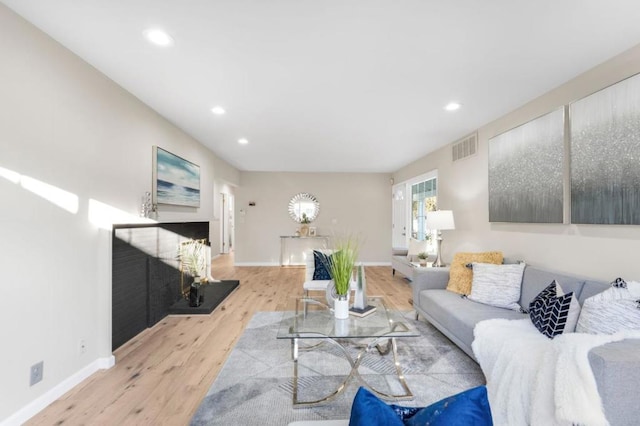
left=489, top=109, right=564, bottom=223
left=570, top=73, right=640, bottom=225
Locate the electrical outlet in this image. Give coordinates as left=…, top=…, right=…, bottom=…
left=79, top=339, right=86, bottom=354
left=30, top=361, right=43, bottom=386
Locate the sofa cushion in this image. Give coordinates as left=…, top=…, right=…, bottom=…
left=446, top=252, right=503, bottom=295
left=576, top=281, right=640, bottom=334
left=469, top=262, right=525, bottom=311
left=528, top=280, right=581, bottom=338
left=419, top=289, right=526, bottom=350
left=579, top=279, right=611, bottom=304
left=518, top=267, right=584, bottom=308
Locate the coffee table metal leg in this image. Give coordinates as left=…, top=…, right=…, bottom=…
left=292, top=338, right=299, bottom=404
left=352, top=337, right=413, bottom=401
left=291, top=336, right=413, bottom=407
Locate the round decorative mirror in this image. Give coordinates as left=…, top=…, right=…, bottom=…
left=288, top=192, right=320, bottom=223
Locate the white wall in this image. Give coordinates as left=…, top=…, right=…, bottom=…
left=394, top=44, right=640, bottom=281
left=0, top=5, right=239, bottom=422
left=234, top=172, right=392, bottom=265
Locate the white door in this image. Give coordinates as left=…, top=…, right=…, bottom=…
left=227, top=194, right=234, bottom=252
left=220, top=193, right=234, bottom=254
left=392, top=183, right=407, bottom=249
left=220, top=193, right=229, bottom=254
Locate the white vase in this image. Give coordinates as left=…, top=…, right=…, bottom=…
left=335, top=318, right=350, bottom=336
left=334, top=298, right=349, bottom=319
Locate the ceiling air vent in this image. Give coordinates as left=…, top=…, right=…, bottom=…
left=452, top=133, right=478, bottom=162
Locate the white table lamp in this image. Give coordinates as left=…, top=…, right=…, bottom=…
left=426, top=210, right=455, bottom=267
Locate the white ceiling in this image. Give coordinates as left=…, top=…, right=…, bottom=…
left=3, top=1, right=640, bottom=173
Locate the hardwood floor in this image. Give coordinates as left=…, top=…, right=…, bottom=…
left=27, top=254, right=413, bottom=425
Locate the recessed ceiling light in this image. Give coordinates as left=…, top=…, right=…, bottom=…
left=238, top=138, right=249, bottom=145
left=211, top=106, right=226, bottom=115
left=143, top=29, right=174, bottom=47
left=444, top=102, right=462, bottom=111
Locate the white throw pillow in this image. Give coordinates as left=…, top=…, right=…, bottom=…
left=469, top=262, right=526, bottom=311
left=557, top=282, right=582, bottom=333
left=576, top=279, right=640, bottom=334
left=406, top=238, right=428, bottom=262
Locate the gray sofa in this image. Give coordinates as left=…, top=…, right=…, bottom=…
left=391, top=248, right=433, bottom=281
left=412, top=264, right=640, bottom=426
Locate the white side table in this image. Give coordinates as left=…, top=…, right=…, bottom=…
left=280, top=235, right=330, bottom=266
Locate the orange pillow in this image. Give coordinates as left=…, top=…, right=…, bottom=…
left=446, top=251, right=504, bottom=295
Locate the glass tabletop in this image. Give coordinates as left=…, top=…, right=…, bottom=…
left=276, top=296, right=419, bottom=339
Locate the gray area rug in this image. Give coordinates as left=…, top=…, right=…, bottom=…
left=191, top=311, right=485, bottom=425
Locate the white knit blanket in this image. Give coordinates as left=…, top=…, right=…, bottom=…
left=472, top=319, right=640, bottom=426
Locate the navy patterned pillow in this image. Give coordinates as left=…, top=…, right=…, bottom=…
left=611, top=277, right=627, bottom=288
left=529, top=280, right=575, bottom=339
left=312, top=250, right=333, bottom=280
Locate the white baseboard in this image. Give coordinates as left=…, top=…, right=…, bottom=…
left=1, top=355, right=115, bottom=426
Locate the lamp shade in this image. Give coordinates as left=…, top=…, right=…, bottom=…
left=427, top=210, right=455, bottom=230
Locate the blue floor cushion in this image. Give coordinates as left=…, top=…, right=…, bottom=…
left=349, top=386, right=492, bottom=426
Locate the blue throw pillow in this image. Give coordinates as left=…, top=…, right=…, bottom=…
left=349, top=387, right=404, bottom=426
left=403, top=386, right=492, bottom=426
left=349, top=387, right=492, bottom=426
left=312, top=250, right=333, bottom=280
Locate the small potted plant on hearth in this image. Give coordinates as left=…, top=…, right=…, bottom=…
left=179, top=239, right=207, bottom=307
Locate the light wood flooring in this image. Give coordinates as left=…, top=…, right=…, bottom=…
left=27, top=254, right=413, bottom=426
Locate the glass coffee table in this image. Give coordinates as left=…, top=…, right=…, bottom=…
left=277, top=296, right=420, bottom=407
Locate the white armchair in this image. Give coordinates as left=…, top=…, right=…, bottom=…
left=302, top=249, right=357, bottom=314
left=303, top=249, right=335, bottom=296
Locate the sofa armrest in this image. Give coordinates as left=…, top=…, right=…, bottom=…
left=589, top=339, right=640, bottom=426
left=411, top=267, right=450, bottom=306
left=392, top=247, right=408, bottom=256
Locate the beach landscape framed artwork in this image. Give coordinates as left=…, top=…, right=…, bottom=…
left=153, top=146, right=200, bottom=207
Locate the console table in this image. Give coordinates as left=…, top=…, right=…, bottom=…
left=280, top=235, right=330, bottom=266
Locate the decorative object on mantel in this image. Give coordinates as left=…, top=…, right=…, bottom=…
left=308, top=226, right=317, bottom=237
left=179, top=239, right=208, bottom=307
left=324, top=234, right=359, bottom=319
left=140, top=192, right=152, bottom=218
left=426, top=210, right=455, bottom=267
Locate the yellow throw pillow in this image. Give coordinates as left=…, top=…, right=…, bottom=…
left=446, top=251, right=504, bottom=295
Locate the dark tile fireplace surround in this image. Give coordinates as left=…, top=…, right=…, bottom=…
left=111, top=222, right=209, bottom=350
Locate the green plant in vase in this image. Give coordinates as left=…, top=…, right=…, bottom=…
left=417, top=252, right=429, bottom=266
left=325, top=235, right=360, bottom=318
